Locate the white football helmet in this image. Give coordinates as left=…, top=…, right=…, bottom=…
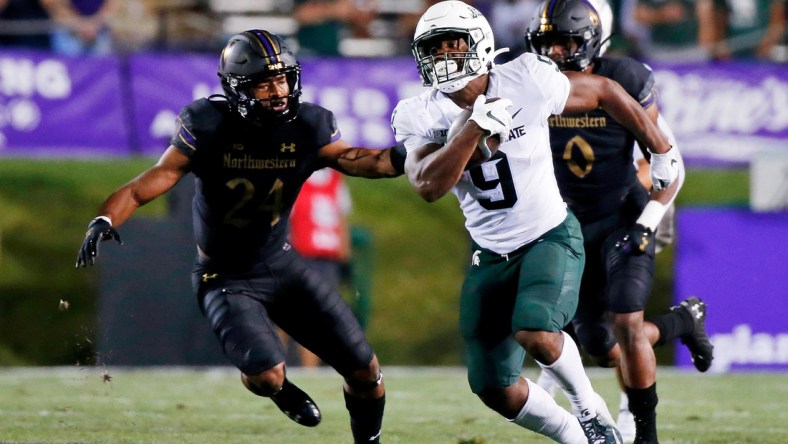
left=587, top=0, right=613, bottom=56
left=412, top=1, right=503, bottom=94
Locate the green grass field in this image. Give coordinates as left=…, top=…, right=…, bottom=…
left=0, top=366, right=785, bottom=444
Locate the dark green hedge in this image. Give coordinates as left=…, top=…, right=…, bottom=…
left=0, top=159, right=749, bottom=366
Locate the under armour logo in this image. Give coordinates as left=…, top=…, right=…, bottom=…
left=691, top=303, right=703, bottom=318
left=280, top=142, right=296, bottom=153
left=638, top=237, right=650, bottom=252
left=201, top=273, right=218, bottom=283
left=472, top=250, right=481, bottom=266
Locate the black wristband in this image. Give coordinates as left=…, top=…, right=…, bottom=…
left=389, top=142, right=407, bottom=175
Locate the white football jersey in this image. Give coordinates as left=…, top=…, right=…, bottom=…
left=392, top=52, right=569, bottom=254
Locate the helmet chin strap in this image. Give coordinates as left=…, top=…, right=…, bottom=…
left=437, top=78, right=470, bottom=94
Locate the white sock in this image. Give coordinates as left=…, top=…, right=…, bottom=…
left=510, top=378, right=586, bottom=443
left=537, top=331, right=597, bottom=419
left=619, top=391, right=629, bottom=412
left=535, top=369, right=560, bottom=398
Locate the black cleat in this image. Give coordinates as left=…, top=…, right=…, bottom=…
left=672, top=297, right=714, bottom=372
left=270, top=380, right=322, bottom=427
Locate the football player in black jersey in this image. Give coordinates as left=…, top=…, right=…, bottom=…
left=76, top=29, right=406, bottom=444
left=526, top=1, right=714, bottom=443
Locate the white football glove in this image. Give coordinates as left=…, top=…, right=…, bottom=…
left=468, top=95, right=513, bottom=141
left=649, top=147, right=679, bottom=191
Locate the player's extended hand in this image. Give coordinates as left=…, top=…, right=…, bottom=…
left=76, top=217, right=123, bottom=267
left=614, top=223, right=655, bottom=256
left=468, top=95, right=513, bottom=140
left=649, top=147, right=679, bottom=191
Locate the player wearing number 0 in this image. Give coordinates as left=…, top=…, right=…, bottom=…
left=526, top=1, right=713, bottom=443
left=391, top=1, right=678, bottom=443
left=75, top=29, right=406, bottom=444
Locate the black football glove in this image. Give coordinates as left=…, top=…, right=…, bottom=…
left=76, top=217, right=123, bottom=267
left=614, top=223, right=655, bottom=256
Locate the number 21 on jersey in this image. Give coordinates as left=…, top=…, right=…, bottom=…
left=223, top=178, right=284, bottom=228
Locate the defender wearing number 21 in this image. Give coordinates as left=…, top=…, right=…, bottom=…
left=76, top=30, right=406, bottom=444
left=392, top=1, right=677, bottom=443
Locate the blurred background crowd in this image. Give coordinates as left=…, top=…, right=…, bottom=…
left=1, top=0, right=786, bottom=63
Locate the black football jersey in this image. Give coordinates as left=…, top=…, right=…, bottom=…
left=170, top=98, right=340, bottom=267
left=548, top=57, right=656, bottom=223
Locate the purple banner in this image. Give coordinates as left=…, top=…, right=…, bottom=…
left=652, top=62, right=788, bottom=167
left=299, top=57, right=422, bottom=148
left=2, top=48, right=786, bottom=163
left=129, top=53, right=224, bottom=156
left=0, top=49, right=129, bottom=156
left=675, top=209, right=788, bottom=372
left=130, top=58, right=788, bottom=163
left=130, top=55, right=421, bottom=156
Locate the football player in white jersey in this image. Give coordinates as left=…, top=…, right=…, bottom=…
left=391, top=1, right=679, bottom=443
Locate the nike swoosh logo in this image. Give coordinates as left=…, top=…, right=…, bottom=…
left=486, top=110, right=505, bottom=127
left=511, top=108, right=523, bottom=119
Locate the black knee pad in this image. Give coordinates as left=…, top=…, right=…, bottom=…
left=572, top=318, right=616, bottom=359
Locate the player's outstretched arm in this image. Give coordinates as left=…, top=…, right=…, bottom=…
left=563, top=71, right=679, bottom=191
left=319, top=139, right=406, bottom=178
left=564, top=71, right=670, bottom=155
left=76, top=146, right=190, bottom=267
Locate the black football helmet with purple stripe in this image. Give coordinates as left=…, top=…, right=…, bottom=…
left=525, top=0, right=603, bottom=71
left=218, top=29, right=302, bottom=122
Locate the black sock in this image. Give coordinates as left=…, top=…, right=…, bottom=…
left=648, top=308, right=693, bottom=346
left=344, top=391, right=385, bottom=444
left=626, top=383, right=658, bottom=441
